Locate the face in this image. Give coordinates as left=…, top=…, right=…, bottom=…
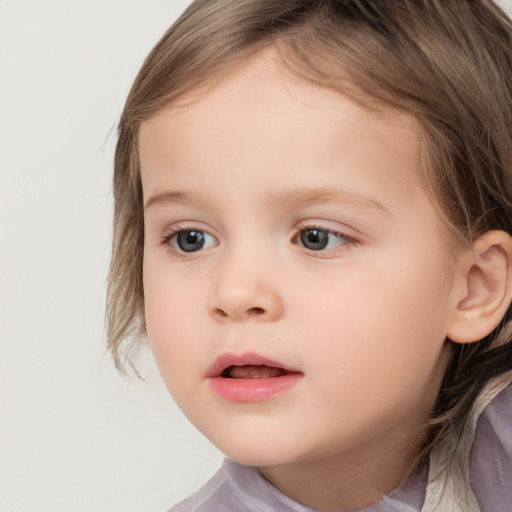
left=139, top=50, right=457, bottom=470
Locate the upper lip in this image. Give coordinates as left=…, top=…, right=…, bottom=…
left=206, top=351, right=302, bottom=378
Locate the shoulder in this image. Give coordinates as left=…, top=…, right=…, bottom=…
left=468, top=378, right=512, bottom=509
left=424, top=375, right=512, bottom=511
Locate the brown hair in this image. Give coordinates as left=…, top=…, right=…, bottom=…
left=108, top=0, right=512, bottom=475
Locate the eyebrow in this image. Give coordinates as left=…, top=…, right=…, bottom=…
left=144, top=188, right=390, bottom=217
left=144, top=191, right=191, bottom=210
left=265, top=188, right=390, bottom=216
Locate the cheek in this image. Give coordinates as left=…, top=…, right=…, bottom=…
left=143, top=260, right=207, bottom=392
left=296, top=252, right=452, bottom=405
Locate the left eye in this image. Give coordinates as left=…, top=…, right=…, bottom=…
left=168, top=230, right=217, bottom=253
left=298, top=228, right=349, bottom=251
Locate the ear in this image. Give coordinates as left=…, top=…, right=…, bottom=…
left=447, top=230, right=512, bottom=344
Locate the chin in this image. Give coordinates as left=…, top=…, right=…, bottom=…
left=209, top=433, right=298, bottom=467
left=219, top=443, right=284, bottom=466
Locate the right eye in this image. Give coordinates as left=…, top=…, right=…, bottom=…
left=166, top=229, right=217, bottom=253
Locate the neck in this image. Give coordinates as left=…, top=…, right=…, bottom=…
left=258, top=421, right=426, bottom=511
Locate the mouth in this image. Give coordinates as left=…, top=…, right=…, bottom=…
left=207, top=352, right=303, bottom=402
left=221, top=364, right=290, bottom=379
left=206, top=351, right=301, bottom=378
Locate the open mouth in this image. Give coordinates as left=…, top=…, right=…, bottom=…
left=208, top=353, right=303, bottom=402
left=221, top=364, right=290, bottom=379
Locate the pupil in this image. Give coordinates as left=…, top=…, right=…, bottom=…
left=301, top=229, right=328, bottom=250
left=177, top=231, right=205, bottom=252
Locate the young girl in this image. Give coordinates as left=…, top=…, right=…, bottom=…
left=107, top=1, right=512, bottom=510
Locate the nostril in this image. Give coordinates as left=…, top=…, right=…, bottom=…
left=248, top=307, right=265, bottom=315
left=210, top=304, right=272, bottom=320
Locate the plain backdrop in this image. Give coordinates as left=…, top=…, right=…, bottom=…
left=0, top=2, right=224, bottom=512
left=1, top=1, right=511, bottom=511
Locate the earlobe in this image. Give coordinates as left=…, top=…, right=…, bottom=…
left=447, top=230, right=512, bottom=344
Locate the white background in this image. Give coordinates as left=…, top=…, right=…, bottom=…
left=1, top=1, right=511, bottom=511
left=0, top=2, right=223, bottom=512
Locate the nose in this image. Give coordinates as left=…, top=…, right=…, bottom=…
left=208, top=254, right=284, bottom=322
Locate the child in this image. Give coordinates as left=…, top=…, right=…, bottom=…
left=107, top=1, right=512, bottom=510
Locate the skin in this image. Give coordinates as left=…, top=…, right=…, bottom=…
left=139, top=50, right=468, bottom=510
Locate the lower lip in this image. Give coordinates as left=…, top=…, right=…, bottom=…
left=208, top=373, right=302, bottom=402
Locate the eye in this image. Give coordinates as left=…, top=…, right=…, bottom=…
left=167, top=229, right=217, bottom=253
left=298, top=227, right=351, bottom=251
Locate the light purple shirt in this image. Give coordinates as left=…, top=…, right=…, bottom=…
left=169, top=383, right=512, bottom=511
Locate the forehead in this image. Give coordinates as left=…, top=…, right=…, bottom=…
left=138, top=49, right=423, bottom=209
left=140, top=49, right=417, bottom=141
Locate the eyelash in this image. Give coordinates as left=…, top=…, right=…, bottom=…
left=295, top=225, right=356, bottom=253
left=160, top=225, right=357, bottom=256
left=161, top=225, right=216, bottom=258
